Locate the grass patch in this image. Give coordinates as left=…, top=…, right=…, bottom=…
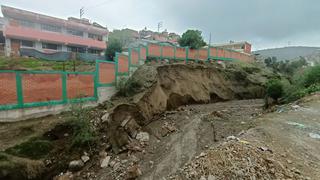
left=116, top=76, right=142, bottom=97
left=266, top=65, right=320, bottom=103
left=68, top=103, right=96, bottom=148
left=5, top=137, right=53, bottom=160
left=0, top=152, right=8, bottom=161
left=0, top=56, right=94, bottom=71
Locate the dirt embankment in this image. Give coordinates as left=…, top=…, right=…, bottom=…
left=107, top=63, right=275, bottom=153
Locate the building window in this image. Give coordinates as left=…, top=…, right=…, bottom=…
left=88, top=49, right=101, bottom=55
left=67, top=29, right=84, bottom=37
left=42, top=42, right=60, bottom=50
left=18, top=19, right=35, bottom=28
left=67, top=46, right=85, bottom=53
left=21, top=40, right=34, bottom=48
left=88, top=33, right=102, bottom=41
left=41, top=24, right=62, bottom=33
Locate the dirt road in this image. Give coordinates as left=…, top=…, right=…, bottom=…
left=242, top=94, right=320, bottom=178
left=95, top=95, right=320, bottom=180
left=95, top=99, right=264, bottom=180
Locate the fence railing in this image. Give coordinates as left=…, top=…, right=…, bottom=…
left=0, top=43, right=254, bottom=111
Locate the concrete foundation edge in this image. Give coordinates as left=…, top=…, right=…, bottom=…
left=0, top=86, right=116, bottom=122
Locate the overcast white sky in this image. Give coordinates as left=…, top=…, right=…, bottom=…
left=1, top=0, right=320, bottom=50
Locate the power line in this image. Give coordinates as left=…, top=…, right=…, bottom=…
left=157, top=22, right=163, bottom=33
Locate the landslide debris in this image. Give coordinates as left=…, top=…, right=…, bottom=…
left=105, top=62, right=276, bottom=153
left=170, top=140, right=304, bottom=180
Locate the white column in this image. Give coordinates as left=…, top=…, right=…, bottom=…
left=4, top=38, right=11, bottom=57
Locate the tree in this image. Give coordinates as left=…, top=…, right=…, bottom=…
left=266, top=79, right=284, bottom=102
left=108, top=29, right=136, bottom=48
left=178, top=30, right=206, bottom=49
left=105, top=39, right=122, bottom=61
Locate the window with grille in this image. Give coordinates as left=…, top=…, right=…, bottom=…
left=88, top=33, right=103, bottom=41
left=21, top=40, right=34, bottom=48
left=41, top=24, right=62, bottom=33
left=42, top=42, right=61, bottom=50
left=18, top=19, right=35, bottom=28
left=67, top=29, right=84, bottom=37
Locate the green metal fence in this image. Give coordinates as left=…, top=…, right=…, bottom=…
left=0, top=43, right=253, bottom=111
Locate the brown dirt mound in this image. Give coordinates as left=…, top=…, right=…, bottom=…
left=106, top=63, right=276, bottom=153
left=170, top=140, right=303, bottom=180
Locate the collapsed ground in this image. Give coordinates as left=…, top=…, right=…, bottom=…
left=0, top=62, right=319, bottom=180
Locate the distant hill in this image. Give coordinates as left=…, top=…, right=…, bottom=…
left=254, top=46, right=320, bottom=60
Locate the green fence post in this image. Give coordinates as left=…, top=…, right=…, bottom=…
left=15, top=72, right=24, bottom=108
left=128, top=48, right=132, bottom=75
left=207, top=46, right=210, bottom=62
left=115, top=53, right=119, bottom=85
left=138, top=46, right=141, bottom=65
left=174, top=46, right=177, bottom=61
left=62, top=72, right=67, bottom=103
left=160, top=44, right=163, bottom=60
left=185, top=47, right=189, bottom=63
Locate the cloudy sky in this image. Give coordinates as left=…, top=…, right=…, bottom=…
left=1, top=0, right=319, bottom=50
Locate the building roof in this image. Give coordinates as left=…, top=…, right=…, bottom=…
left=1, top=5, right=108, bottom=35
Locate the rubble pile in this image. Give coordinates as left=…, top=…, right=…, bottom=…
left=171, top=140, right=305, bottom=180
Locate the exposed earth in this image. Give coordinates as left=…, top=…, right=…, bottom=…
left=0, top=63, right=319, bottom=180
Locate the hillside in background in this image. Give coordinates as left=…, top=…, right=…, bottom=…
left=254, top=46, right=320, bottom=60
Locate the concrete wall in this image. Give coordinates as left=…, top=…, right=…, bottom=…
left=0, top=86, right=116, bottom=122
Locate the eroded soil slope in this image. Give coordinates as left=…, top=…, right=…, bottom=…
left=107, top=63, right=275, bottom=152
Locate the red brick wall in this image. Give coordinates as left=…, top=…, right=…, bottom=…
left=162, top=46, right=174, bottom=58
left=140, top=47, right=147, bottom=60
left=131, top=50, right=139, bottom=65
left=67, top=74, right=94, bottom=99
left=99, top=63, right=115, bottom=84
left=118, top=54, right=129, bottom=73
left=188, top=49, right=198, bottom=60
left=148, top=44, right=161, bottom=57
left=0, top=73, right=17, bottom=105
left=22, top=74, right=62, bottom=103
left=198, top=49, right=208, bottom=61
left=210, top=47, right=217, bottom=57
left=217, top=48, right=224, bottom=57
left=176, top=47, right=186, bottom=59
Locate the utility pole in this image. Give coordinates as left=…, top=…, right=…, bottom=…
left=80, top=7, right=84, bottom=19
left=157, top=22, right=163, bottom=33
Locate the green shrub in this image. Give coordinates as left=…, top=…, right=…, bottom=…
left=0, top=152, right=8, bottom=161
left=302, top=65, right=320, bottom=87
left=116, top=76, right=141, bottom=97
left=68, top=103, right=96, bottom=148
left=5, top=138, right=53, bottom=159
left=266, top=79, right=284, bottom=101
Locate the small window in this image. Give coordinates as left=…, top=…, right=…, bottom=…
left=42, top=42, right=60, bottom=50
left=67, top=29, right=84, bottom=37
left=67, top=46, right=85, bottom=53
left=21, top=40, right=34, bottom=47
left=19, top=19, right=35, bottom=28
left=88, top=49, right=101, bottom=55
left=88, top=33, right=103, bottom=41
left=41, top=24, right=62, bottom=33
